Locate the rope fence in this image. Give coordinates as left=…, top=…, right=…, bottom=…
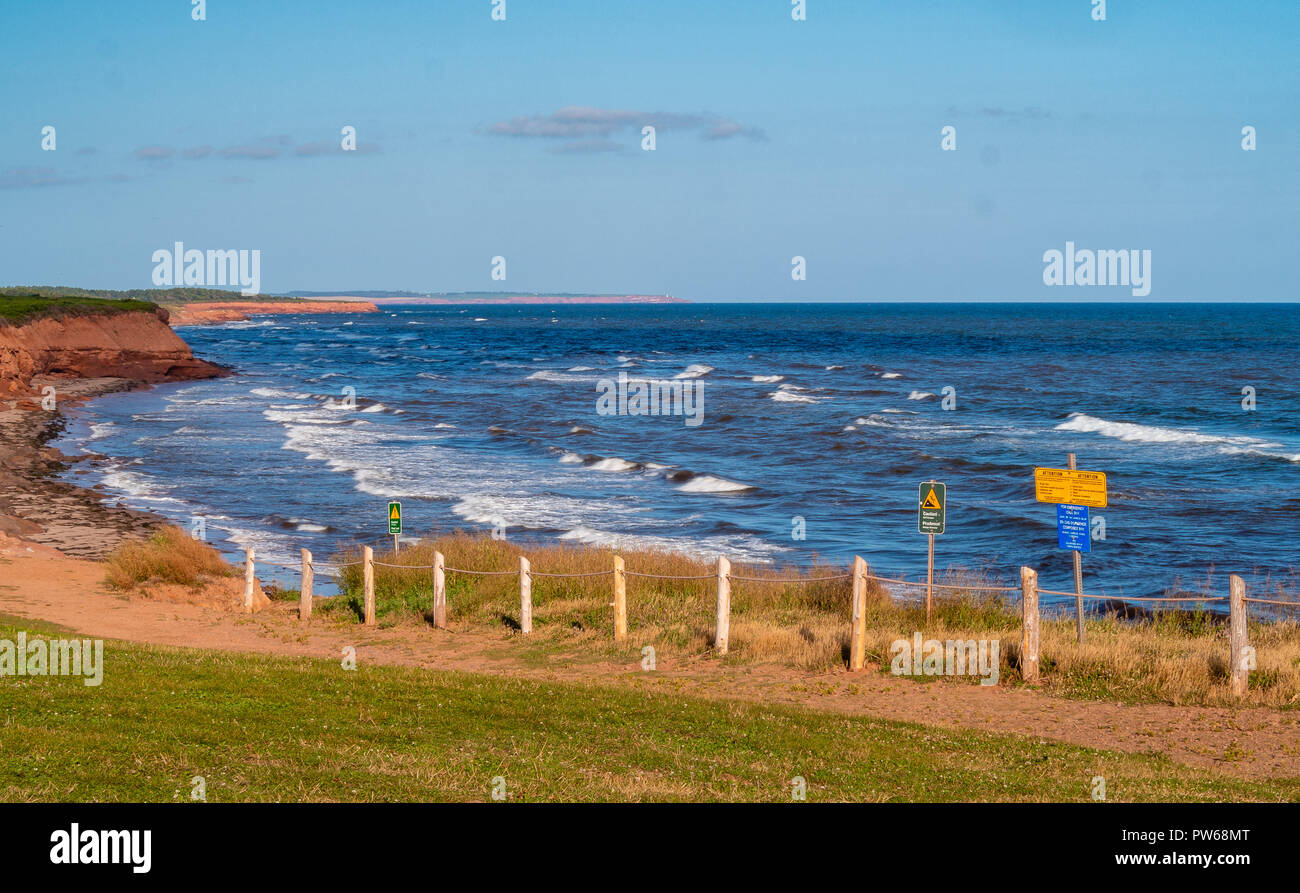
left=235, top=543, right=1297, bottom=699
left=444, top=567, right=518, bottom=576
left=623, top=570, right=713, bottom=580
left=532, top=569, right=616, bottom=578
left=728, top=572, right=854, bottom=583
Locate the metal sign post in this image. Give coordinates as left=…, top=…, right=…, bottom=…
left=917, top=481, right=946, bottom=624
left=1035, top=457, right=1106, bottom=645
left=388, top=501, right=402, bottom=554
left=1067, top=454, right=1085, bottom=644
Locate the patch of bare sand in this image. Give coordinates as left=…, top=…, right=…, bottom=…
left=1, top=546, right=1296, bottom=782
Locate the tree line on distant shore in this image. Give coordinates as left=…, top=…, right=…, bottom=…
left=0, top=286, right=279, bottom=303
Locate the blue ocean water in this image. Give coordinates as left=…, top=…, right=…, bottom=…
left=56, top=303, right=1300, bottom=604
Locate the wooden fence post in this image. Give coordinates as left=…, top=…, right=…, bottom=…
left=242, top=548, right=255, bottom=614
left=612, top=554, right=628, bottom=642
left=714, top=556, right=731, bottom=655
left=362, top=546, right=375, bottom=626
left=1021, top=566, right=1039, bottom=684
left=300, top=548, right=313, bottom=620
left=849, top=556, right=868, bottom=671
left=432, top=550, right=447, bottom=629
left=520, top=555, right=532, bottom=635
left=1229, top=574, right=1249, bottom=697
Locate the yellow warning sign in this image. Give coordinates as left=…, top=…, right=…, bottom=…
left=918, top=481, right=945, bottom=534
left=389, top=504, right=400, bottom=521
left=1034, top=468, right=1107, bottom=508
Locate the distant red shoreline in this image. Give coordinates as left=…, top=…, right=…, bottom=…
left=311, top=295, right=688, bottom=306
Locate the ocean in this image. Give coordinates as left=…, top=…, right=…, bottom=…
left=55, top=303, right=1300, bottom=605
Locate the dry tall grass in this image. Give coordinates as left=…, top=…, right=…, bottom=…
left=328, top=532, right=879, bottom=668
left=105, top=525, right=234, bottom=590
left=326, top=533, right=1300, bottom=708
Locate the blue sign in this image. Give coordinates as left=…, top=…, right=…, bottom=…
left=1057, top=504, right=1090, bottom=552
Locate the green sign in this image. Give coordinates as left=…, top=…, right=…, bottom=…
left=918, top=482, right=945, bottom=535
left=388, top=501, right=402, bottom=535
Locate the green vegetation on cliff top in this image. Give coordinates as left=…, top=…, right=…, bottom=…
left=0, top=292, right=160, bottom=325
left=0, top=285, right=279, bottom=304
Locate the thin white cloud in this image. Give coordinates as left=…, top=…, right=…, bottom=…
left=485, top=105, right=766, bottom=143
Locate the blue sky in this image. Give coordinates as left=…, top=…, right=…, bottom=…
left=2, top=0, right=1297, bottom=300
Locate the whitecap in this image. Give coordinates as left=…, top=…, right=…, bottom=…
left=770, top=390, right=819, bottom=404
left=675, top=474, right=753, bottom=494
left=674, top=364, right=714, bottom=379
left=1056, top=413, right=1286, bottom=454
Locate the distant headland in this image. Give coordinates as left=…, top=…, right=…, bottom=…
left=1, top=287, right=687, bottom=329
left=282, top=291, right=688, bottom=305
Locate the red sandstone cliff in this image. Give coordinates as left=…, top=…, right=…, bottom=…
left=0, top=306, right=227, bottom=397
left=166, top=300, right=378, bottom=325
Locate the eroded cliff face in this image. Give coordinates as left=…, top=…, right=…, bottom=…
left=0, top=307, right=227, bottom=396
left=166, top=300, right=378, bottom=325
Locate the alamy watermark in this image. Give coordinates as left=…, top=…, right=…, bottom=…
left=1042, top=241, right=1151, bottom=297
left=151, top=242, right=261, bottom=295
left=596, top=371, right=704, bottom=427
left=890, top=632, right=999, bottom=686
left=1, top=632, right=103, bottom=686
left=50, top=824, right=150, bottom=874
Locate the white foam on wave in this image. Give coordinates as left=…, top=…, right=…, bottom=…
left=89, top=421, right=118, bottom=441
left=590, top=457, right=639, bottom=472
left=211, top=522, right=300, bottom=567
left=263, top=408, right=349, bottom=426
left=251, top=387, right=311, bottom=400
left=908, top=390, right=936, bottom=400
left=674, top=364, right=714, bottom=379
left=100, top=466, right=186, bottom=507
left=770, top=392, right=817, bottom=404
left=882, top=372, right=903, bottom=379
left=526, top=369, right=593, bottom=383
left=751, top=374, right=784, bottom=383
left=164, top=395, right=245, bottom=409
left=675, top=474, right=753, bottom=494
left=556, top=525, right=781, bottom=564
left=1057, top=413, right=1300, bottom=461
left=770, top=385, right=819, bottom=404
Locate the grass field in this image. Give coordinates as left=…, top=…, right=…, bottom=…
left=2, top=617, right=1296, bottom=802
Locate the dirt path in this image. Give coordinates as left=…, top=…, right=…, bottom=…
left=3, top=544, right=1297, bottom=782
